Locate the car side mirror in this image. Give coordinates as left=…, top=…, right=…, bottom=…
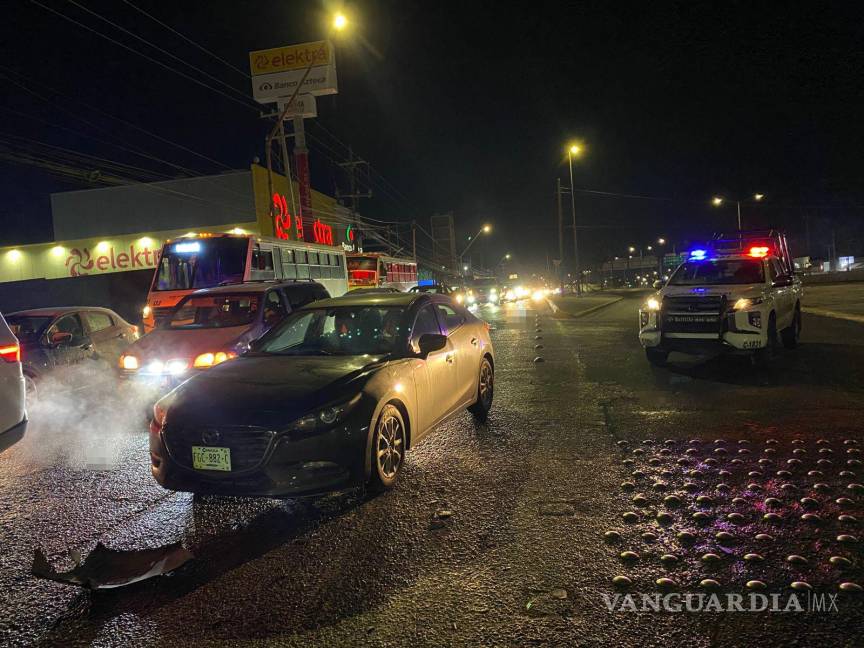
left=652, top=280, right=663, bottom=290
left=50, top=331, right=73, bottom=347
left=418, top=333, right=447, bottom=356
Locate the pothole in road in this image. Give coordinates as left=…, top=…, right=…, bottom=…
left=604, top=436, right=864, bottom=594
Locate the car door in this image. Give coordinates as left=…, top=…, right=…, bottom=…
left=768, top=258, right=793, bottom=329
left=44, top=313, right=92, bottom=367
left=83, top=311, right=124, bottom=360
left=433, top=301, right=474, bottom=410
left=409, top=303, right=455, bottom=432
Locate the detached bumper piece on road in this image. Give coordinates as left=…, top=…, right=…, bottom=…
left=32, top=542, right=193, bottom=589
left=151, top=421, right=365, bottom=498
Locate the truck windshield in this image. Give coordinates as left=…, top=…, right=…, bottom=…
left=668, top=259, right=765, bottom=285
left=153, top=238, right=248, bottom=291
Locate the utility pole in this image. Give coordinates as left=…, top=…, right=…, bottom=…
left=336, top=147, right=372, bottom=250
left=412, top=220, right=417, bottom=260
left=556, top=177, right=564, bottom=290
left=567, top=153, right=581, bottom=295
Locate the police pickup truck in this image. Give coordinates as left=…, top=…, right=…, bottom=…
left=638, top=232, right=802, bottom=366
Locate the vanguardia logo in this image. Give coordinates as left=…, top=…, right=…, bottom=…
left=601, top=592, right=840, bottom=613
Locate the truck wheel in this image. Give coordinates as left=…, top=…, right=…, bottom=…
left=645, top=348, right=668, bottom=367
left=753, top=313, right=778, bottom=367
left=781, top=305, right=801, bottom=349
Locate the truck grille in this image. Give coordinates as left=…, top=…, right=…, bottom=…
left=163, top=425, right=275, bottom=472
left=661, top=295, right=725, bottom=334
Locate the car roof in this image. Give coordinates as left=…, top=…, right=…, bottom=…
left=190, top=281, right=323, bottom=296
left=304, top=292, right=426, bottom=309
left=8, top=306, right=117, bottom=318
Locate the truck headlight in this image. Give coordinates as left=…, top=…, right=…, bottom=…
left=644, top=297, right=661, bottom=311
left=733, top=297, right=764, bottom=310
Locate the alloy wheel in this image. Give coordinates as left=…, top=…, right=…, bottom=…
left=376, top=410, right=405, bottom=479
left=479, top=361, right=494, bottom=409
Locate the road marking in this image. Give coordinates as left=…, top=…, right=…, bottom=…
left=802, top=307, right=864, bottom=324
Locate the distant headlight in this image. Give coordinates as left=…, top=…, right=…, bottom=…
left=531, top=290, right=545, bottom=302
left=733, top=297, right=764, bottom=311
left=166, top=359, right=189, bottom=376
left=120, top=354, right=139, bottom=370
left=644, top=297, right=661, bottom=311
left=288, top=394, right=362, bottom=435
left=467, top=295, right=476, bottom=304
left=455, top=294, right=464, bottom=304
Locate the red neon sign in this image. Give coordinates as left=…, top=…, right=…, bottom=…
left=272, top=193, right=292, bottom=240
left=313, top=219, right=333, bottom=245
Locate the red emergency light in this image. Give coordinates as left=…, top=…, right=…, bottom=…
left=748, top=246, right=770, bottom=258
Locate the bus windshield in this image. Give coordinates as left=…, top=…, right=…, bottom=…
left=154, top=237, right=248, bottom=291
left=347, top=257, right=377, bottom=271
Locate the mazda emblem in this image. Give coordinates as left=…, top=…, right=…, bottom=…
left=201, top=429, right=221, bottom=445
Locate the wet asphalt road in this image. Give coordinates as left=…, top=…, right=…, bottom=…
left=1, top=291, right=863, bottom=646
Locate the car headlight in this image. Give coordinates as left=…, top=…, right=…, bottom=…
left=193, top=351, right=236, bottom=368
left=733, top=297, right=764, bottom=311
left=644, top=297, right=661, bottom=311
left=467, top=295, right=476, bottom=304
left=455, top=294, right=464, bottom=304
left=287, top=394, right=362, bottom=435
left=120, top=354, right=139, bottom=370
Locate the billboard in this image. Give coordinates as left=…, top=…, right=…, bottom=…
left=249, top=41, right=337, bottom=103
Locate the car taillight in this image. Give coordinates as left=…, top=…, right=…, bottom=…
left=0, top=344, right=20, bottom=363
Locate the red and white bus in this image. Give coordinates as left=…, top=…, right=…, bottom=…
left=143, top=233, right=348, bottom=331
left=346, top=253, right=418, bottom=292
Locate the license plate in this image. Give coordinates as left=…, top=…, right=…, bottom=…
left=668, top=315, right=715, bottom=323
left=191, top=446, right=231, bottom=472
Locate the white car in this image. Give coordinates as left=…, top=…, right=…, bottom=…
left=0, top=312, right=27, bottom=451
left=639, top=243, right=803, bottom=366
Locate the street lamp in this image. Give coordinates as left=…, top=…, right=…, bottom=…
left=567, top=142, right=584, bottom=295
left=712, top=194, right=765, bottom=232
left=458, top=223, right=492, bottom=274
left=657, top=238, right=666, bottom=245
left=332, top=12, right=348, bottom=30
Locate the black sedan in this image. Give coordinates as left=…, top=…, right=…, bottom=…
left=149, top=292, right=495, bottom=497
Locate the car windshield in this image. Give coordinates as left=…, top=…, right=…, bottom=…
left=6, top=315, right=52, bottom=343
left=668, top=259, right=765, bottom=285
left=153, top=237, right=248, bottom=291
left=258, top=306, right=406, bottom=356
left=168, top=294, right=260, bottom=329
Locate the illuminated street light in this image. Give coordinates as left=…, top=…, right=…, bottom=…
left=482, top=224, right=491, bottom=233
left=628, top=246, right=636, bottom=253
left=712, top=193, right=765, bottom=231
left=566, top=142, right=585, bottom=295
left=505, top=253, right=511, bottom=260
left=647, top=245, right=653, bottom=251
left=463, top=265, right=469, bottom=272
left=332, top=12, right=348, bottom=31
left=658, top=238, right=666, bottom=245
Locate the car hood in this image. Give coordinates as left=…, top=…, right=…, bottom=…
left=660, top=283, right=765, bottom=300
left=165, top=354, right=384, bottom=429
left=127, top=326, right=249, bottom=361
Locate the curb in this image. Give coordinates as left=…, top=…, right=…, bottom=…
left=547, top=296, right=624, bottom=319
left=802, top=307, right=864, bottom=325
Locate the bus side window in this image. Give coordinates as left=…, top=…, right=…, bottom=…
left=251, top=247, right=274, bottom=280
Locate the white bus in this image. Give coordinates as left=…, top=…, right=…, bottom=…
left=143, top=233, right=348, bottom=331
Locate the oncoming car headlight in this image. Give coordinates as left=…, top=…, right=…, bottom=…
left=643, top=297, right=661, bottom=311
left=733, top=297, right=764, bottom=311
left=287, top=394, right=362, bottom=435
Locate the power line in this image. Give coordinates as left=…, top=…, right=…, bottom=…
left=28, top=0, right=260, bottom=112
left=119, top=0, right=251, bottom=80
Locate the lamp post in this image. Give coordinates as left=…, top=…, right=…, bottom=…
left=458, top=224, right=491, bottom=276
left=712, top=194, right=764, bottom=232
left=567, top=144, right=583, bottom=295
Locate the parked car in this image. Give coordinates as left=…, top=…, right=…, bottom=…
left=6, top=307, right=139, bottom=401
left=120, top=281, right=329, bottom=390
left=0, top=313, right=26, bottom=452
left=347, top=287, right=403, bottom=294
left=149, top=291, right=495, bottom=498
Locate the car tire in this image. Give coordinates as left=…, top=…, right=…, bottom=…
left=645, top=348, right=669, bottom=367
left=468, top=357, right=494, bottom=422
left=368, top=404, right=407, bottom=492
left=754, top=312, right=778, bottom=367
left=781, top=305, right=801, bottom=349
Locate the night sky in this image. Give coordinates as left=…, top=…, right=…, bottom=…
left=2, top=0, right=863, bottom=272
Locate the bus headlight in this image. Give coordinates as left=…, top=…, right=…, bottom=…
left=142, top=305, right=152, bottom=318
